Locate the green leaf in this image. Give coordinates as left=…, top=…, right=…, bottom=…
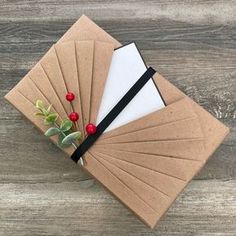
left=36, top=100, right=44, bottom=110
left=57, top=132, right=71, bottom=148
left=60, top=119, right=72, bottom=132
left=46, top=104, right=52, bottom=115
left=40, top=108, right=48, bottom=116
left=42, top=108, right=49, bottom=116
left=44, top=127, right=61, bottom=137
left=61, top=131, right=81, bottom=145
left=34, top=112, right=45, bottom=116
left=44, top=119, right=51, bottom=125
left=44, top=113, right=58, bottom=125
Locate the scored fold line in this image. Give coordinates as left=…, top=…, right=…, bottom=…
left=71, top=67, right=156, bottom=163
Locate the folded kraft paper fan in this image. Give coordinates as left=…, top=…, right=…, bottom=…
left=5, top=15, right=229, bottom=228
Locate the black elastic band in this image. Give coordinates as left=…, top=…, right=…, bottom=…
left=71, top=67, right=156, bottom=163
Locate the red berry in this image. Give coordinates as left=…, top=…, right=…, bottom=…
left=69, top=112, right=79, bottom=122
left=66, top=92, right=75, bottom=102
left=86, top=123, right=97, bottom=135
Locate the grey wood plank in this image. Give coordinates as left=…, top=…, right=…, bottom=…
left=1, top=20, right=236, bottom=47
left=0, top=117, right=91, bottom=182
left=0, top=180, right=235, bottom=236
left=0, top=0, right=235, bottom=25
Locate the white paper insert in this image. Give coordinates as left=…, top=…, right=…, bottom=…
left=96, top=43, right=165, bottom=132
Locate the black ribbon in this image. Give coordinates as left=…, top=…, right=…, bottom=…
left=71, top=67, right=156, bottom=163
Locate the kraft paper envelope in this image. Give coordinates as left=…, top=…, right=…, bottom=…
left=5, top=15, right=229, bottom=228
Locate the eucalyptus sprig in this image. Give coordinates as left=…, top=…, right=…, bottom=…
left=34, top=99, right=82, bottom=151
left=35, top=100, right=58, bottom=125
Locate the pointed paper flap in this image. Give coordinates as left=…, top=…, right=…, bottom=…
left=5, top=85, right=75, bottom=156
left=29, top=63, right=68, bottom=122
left=90, top=41, right=114, bottom=124
left=75, top=40, right=94, bottom=127
left=54, top=41, right=84, bottom=134
left=100, top=97, right=199, bottom=140
left=40, top=46, right=72, bottom=116
left=84, top=151, right=161, bottom=228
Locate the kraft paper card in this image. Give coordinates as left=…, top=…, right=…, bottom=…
left=5, top=15, right=229, bottom=228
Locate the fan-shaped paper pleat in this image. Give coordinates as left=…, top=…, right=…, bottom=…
left=10, top=40, right=114, bottom=139
left=98, top=117, right=203, bottom=144
left=86, top=96, right=205, bottom=226
left=39, top=41, right=114, bottom=135
left=89, top=41, right=114, bottom=124
left=90, top=148, right=202, bottom=181
left=92, top=150, right=185, bottom=197
left=91, top=151, right=171, bottom=214
left=75, top=40, right=94, bottom=126
left=5, top=40, right=114, bottom=155
left=28, top=64, right=68, bottom=121
left=40, top=46, right=72, bottom=117
left=84, top=151, right=161, bottom=227
left=7, top=80, right=74, bottom=154
left=16, top=76, right=62, bottom=119
left=100, top=97, right=197, bottom=140
left=54, top=41, right=84, bottom=133
left=95, top=139, right=205, bottom=161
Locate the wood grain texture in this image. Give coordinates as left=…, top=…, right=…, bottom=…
left=0, top=0, right=235, bottom=235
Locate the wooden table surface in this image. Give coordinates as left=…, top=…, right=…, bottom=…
left=0, top=1, right=235, bottom=235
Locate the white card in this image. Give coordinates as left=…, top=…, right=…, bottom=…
left=96, top=42, right=165, bottom=132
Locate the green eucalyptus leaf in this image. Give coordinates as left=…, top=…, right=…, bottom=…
left=36, top=100, right=44, bottom=110
left=61, top=131, right=81, bottom=145
left=46, top=104, right=52, bottom=115
left=44, top=113, right=58, bottom=124
left=44, top=127, right=61, bottom=137
left=57, top=132, right=71, bottom=148
left=34, top=112, right=45, bottom=116
left=60, top=119, right=73, bottom=132
left=42, top=108, right=48, bottom=116
left=44, top=119, right=52, bottom=125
